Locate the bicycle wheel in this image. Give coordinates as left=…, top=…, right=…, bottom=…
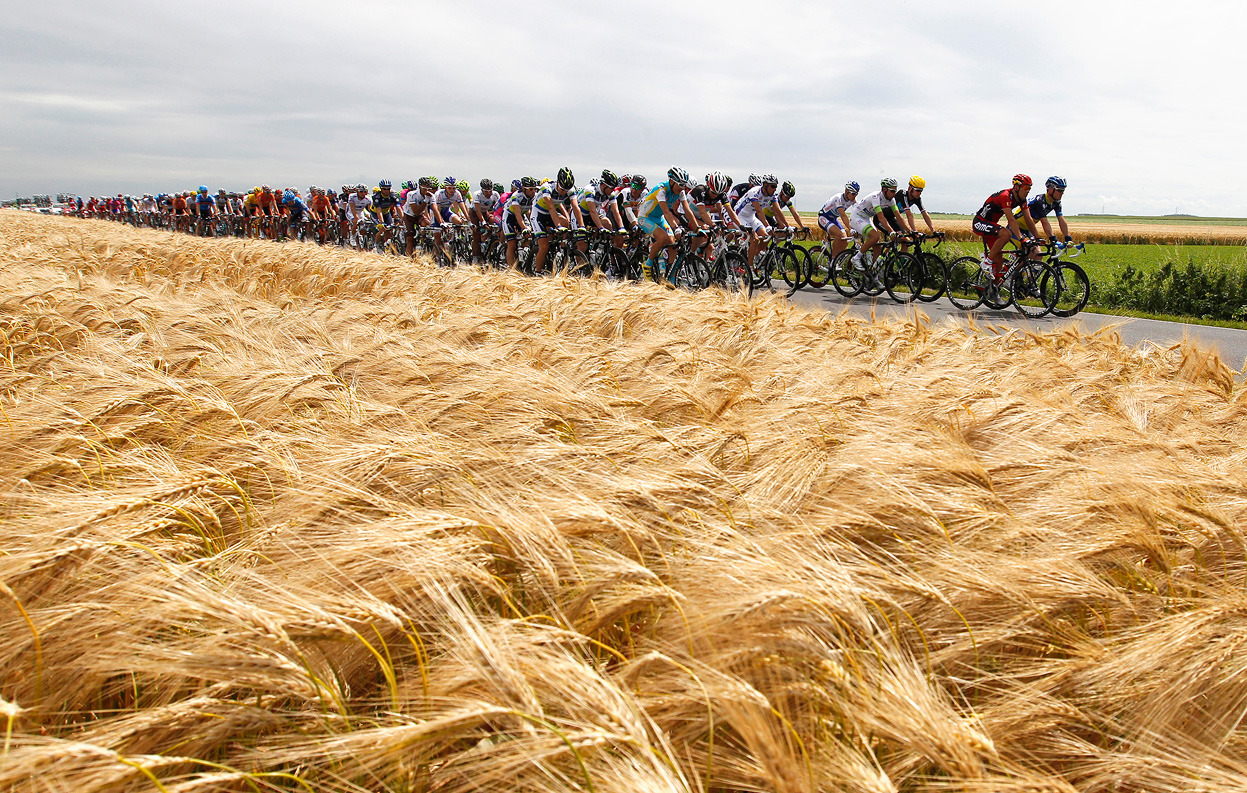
left=981, top=269, right=1012, bottom=311
left=807, top=245, right=832, bottom=289
left=751, top=251, right=772, bottom=289
left=946, top=256, right=988, bottom=310
left=830, top=250, right=864, bottom=298
left=1012, top=261, right=1056, bottom=318
left=860, top=255, right=886, bottom=297
left=915, top=252, right=947, bottom=302
left=714, top=251, right=754, bottom=297
left=566, top=249, right=592, bottom=277
left=779, top=248, right=805, bottom=290
left=1042, top=261, right=1090, bottom=318
left=883, top=252, right=921, bottom=303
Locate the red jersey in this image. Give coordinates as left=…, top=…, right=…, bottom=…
left=974, top=189, right=1023, bottom=224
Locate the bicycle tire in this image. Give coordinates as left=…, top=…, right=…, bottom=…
left=714, top=251, right=754, bottom=297
left=860, top=255, right=886, bottom=297
left=566, top=248, right=592, bottom=277
left=830, top=250, right=864, bottom=298
left=1042, top=261, right=1090, bottom=318
left=946, top=256, right=988, bottom=310
left=915, top=252, right=947, bottom=302
left=807, top=245, right=833, bottom=289
left=779, top=248, right=805, bottom=290
left=883, top=252, right=921, bottom=303
left=1012, top=261, right=1056, bottom=318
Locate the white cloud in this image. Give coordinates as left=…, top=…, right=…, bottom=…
left=1, top=0, right=1244, bottom=216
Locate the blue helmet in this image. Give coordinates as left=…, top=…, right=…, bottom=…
left=442, top=176, right=456, bottom=188
left=283, top=190, right=296, bottom=204
left=1046, top=176, right=1067, bottom=190
left=845, top=181, right=860, bottom=194
left=511, top=178, right=522, bottom=191
left=197, top=185, right=208, bottom=193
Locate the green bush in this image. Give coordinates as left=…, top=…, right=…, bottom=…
left=1095, top=258, right=1247, bottom=321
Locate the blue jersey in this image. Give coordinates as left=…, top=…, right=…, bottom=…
left=195, top=194, right=216, bottom=212
left=1024, top=193, right=1063, bottom=220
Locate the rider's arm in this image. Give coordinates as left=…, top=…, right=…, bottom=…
left=786, top=204, right=805, bottom=229
left=1056, top=213, right=1071, bottom=240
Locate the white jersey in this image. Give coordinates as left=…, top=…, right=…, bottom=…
left=432, top=188, right=463, bottom=212
left=473, top=190, right=501, bottom=214
left=733, top=185, right=779, bottom=219
left=140, top=197, right=157, bottom=212
left=346, top=193, right=372, bottom=219
left=819, top=193, right=856, bottom=217
left=848, top=190, right=896, bottom=224
left=403, top=189, right=434, bottom=217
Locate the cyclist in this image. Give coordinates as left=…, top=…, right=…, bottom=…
left=765, top=181, right=807, bottom=232
left=283, top=190, right=310, bottom=240
left=734, top=173, right=789, bottom=269
left=818, top=181, right=859, bottom=259
left=690, top=171, right=741, bottom=230
left=193, top=187, right=216, bottom=236
left=1015, top=175, right=1073, bottom=249
left=973, top=174, right=1040, bottom=280
left=401, top=176, right=438, bottom=257
left=636, top=166, right=698, bottom=282
left=614, top=174, right=647, bottom=232
left=727, top=173, right=760, bottom=206
left=577, top=170, right=625, bottom=249
left=884, top=175, right=936, bottom=237
left=471, top=178, right=502, bottom=260
left=847, top=178, right=906, bottom=271
left=502, top=176, right=539, bottom=267
left=371, top=179, right=402, bottom=249
left=429, top=177, right=469, bottom=263
left=531, top=167, right=582, bottom=275
left=345, top=184, right=374, bottom=244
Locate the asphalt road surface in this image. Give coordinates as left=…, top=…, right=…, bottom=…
left=784, top=286, right=1247, bottom=375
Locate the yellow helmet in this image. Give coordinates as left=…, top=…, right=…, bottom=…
left=251, top=186, right=261, bottom=194
left=909, top=175, right=926, bottom=189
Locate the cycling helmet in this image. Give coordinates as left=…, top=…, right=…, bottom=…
left=309, top=185, right=318, bottom=192
left=400, top=181, right=412, bottom=191
left=520, top=176, right=538, bottom=189
left=217, top=188, right=226, bottom=194
left=340, top=185, right=349, bottom=194
left=457, top=181, right=470, bottom=195
left=1045, top=175, right=1067, bottom=190
left=261, top=184, right=271, bottom=191
left=493, top=181, right=505, bottom=192
left=480, top=178, right=492, bottom=189
left=909, top=175, right=926, bottom=189
left=711, top=171, right=732, bottom=194
left=748, top=173, right=761, bottom=186
left=443, top=176, right=456, bottom=188
left=600, top=169, right=620, bottom=188
left=845, top=181, right=860, bottom=194
left=556, top=167, right=575, bottom=190
left=881, top=177, right=898, bottom=191
left=667, top=166, right=690, bottom=185
left=198, top=185, right=208, bottom=193
left=630, top=174, right=647, bottom=189
left=283, top=190, right=296, bottom=204
left=418, top=176, right=437, bottom=189
left=378, top=179, right=391, bottom=189
left=511, top=179, right=523, bottom=191
left=761, top=173, right=778, bottom=186
left=780, top=180, right=796, bottom=197
left=1012, top=173, right=1033, bottom=187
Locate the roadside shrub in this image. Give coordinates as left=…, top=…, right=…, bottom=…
left=1095, top=257, right=1247, bottom=321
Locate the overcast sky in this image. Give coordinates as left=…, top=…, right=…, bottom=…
left=3, top=0, right=1244, bottom=215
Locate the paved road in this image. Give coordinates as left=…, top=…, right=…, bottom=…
left=783, top=286, right=1247, bottom=374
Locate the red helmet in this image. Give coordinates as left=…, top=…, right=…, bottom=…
left=1012, top=173, right=1033, bottom=187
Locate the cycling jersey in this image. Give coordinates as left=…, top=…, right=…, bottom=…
left=172, top=196, right=188, bottom=213
left=194, top=194, right=216, bottom=214
left=402, top=189, right=434, bottom=217
left=848, top=190, right=897, bottom=224
left=533, top=184, right=575, bottom=218
left=310, top=195, right=332, bottom=216
left=346, top=193, right=372, bottom=219
left=819, top=192, right=855, bottom=218
left=894, top=188, right=925, bottom=214
left=974, top=189, right=1022, bottom=224
left=690, top=185, right=728, bottom=211
left=727, top=183, right=752, bottom=206
left=140, top=197, right=156, bottom=212
left=1017, top=193, right=1062, bottom=220
left=371, top=189, right=400, bottom=214
left=733, top=185, right=780, bottom=218
left=286, top=197, right=308, bottom=218
left=576, top=183, right=614, bottom=217
left=637, top=181, right=683, bottom=220
left=473, top=189, right=501, bottom=215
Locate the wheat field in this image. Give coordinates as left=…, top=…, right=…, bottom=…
left=2, top=212, right=1247, bottom=793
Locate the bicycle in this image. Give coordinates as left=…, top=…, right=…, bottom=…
left=583, top=227, right=630, bottom=279
left=906, top=232, right=948, bottom=303
left=750, top=227, right=802, bottom=291
left=1039, top=241, right=1090, bottom=317
left=946, top=237, right=1060, bottom=317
